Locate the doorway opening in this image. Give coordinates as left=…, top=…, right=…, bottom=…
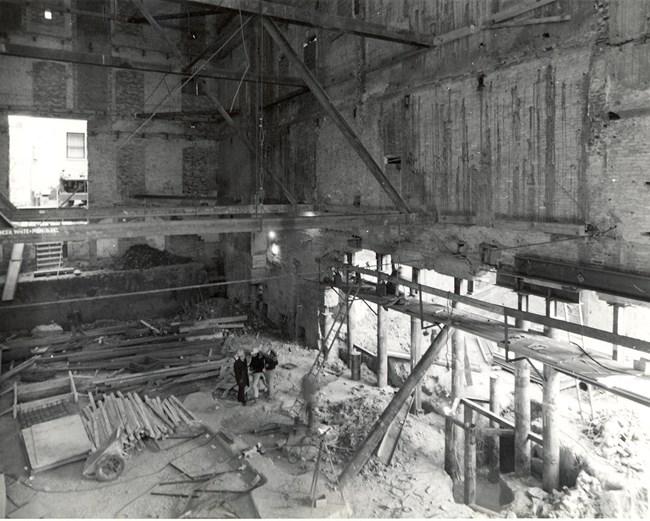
left=8, top=115, right=88, bottom=208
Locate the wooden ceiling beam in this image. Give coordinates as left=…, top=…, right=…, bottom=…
left=0, top=43, right=299, bottom=86
left=0, top=212, right=425, bottom=244
left=180, top=0, right=436, bottom=46
left=130, top=0, right=185, bottom=65
left=262, top=17, right=411, bottom=213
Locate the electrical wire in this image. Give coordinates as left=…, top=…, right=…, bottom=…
left=229, top=9, right=251, bottom=113
left=569, top=340, right=629, bottom=375
left=116, top=17, right=252, bottom=151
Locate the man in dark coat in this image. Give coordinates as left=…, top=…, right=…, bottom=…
left=249, top=347, right=266, bottom=401
left=233, top=349, right=249, bottom=406
left=263, top=344, right=279, bottom=398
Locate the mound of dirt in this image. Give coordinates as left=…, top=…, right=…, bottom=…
left=113, top=244, right=192, bottom=270
left=321, top=395, right=385, bottom=465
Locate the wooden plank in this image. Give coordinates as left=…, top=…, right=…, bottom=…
left=492, top=15, right=572, bottom=28
left=21, top=415, right=92, bottom=473
left=7, top=498, right=50, bottom=519
left=490, top=0, right=558, bottom=24
left=335, top=265, right=650, bottom=354
left=461, top=398, right=543, bottom=446
left=2, top=243, right=24, bottom=301
left=0, top=473, right=5, bottom=519
left=438, top=214, right=477, bottom=225
left=15, top=377, right=70, bottom=402
left=262, top=17, right=411, bottom=214
left=492, top=218, right=586, bottom=236
left=0, top=356, right=40, bottom=385
left=0, top=212, right=422, bottom=244
left=339, top=327, right=452, bottom=487
left=129, top=0, right=184, bottom=64
left=12, top=203, right=307, bottom=222
left=191, top=0, right=436, bottom=46
left=376, top=395, right=413, bottom=465
left=173, top=315, right=248, bottom=328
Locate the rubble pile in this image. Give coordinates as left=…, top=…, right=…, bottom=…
left=177, top=297, right=269, bottom=330
left=113, top=244, right=191, bottom=271
left=584, top=414, right=647, bottom=473
left=321, top=395, right=384, bottom=464
left=514, top=471, right=603, bottom=518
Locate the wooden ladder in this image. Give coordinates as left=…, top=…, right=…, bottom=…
left=289, top=284, right=360, bottom=418
left=35, top=242, right=64, bottom=275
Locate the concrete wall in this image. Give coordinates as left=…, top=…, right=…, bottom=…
left=0, top=262, right=208, bottom=332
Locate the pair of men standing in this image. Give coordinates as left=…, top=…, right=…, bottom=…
left=233, top=345, right=278, bottom=406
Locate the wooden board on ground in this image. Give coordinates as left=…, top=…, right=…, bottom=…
left=1, top=473, right=5, bottom=518
left=21, top=414, right=92, bottom=473
left=7, top=497, right=50, bottom=519
left=1, top=243, right=24, bottom=302
left=376, top=395, right=414, bottom=466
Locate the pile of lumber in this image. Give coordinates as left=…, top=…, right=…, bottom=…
left=80, top=391, right=199, bottom=451
left=1, top=316, right=247, bottom=398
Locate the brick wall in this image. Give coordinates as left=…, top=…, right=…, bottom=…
left=182, top=146, right=214, bottom=195
left=74, top=64, right=110, bottom=112
left=33, top=61, right=67, bottom=110
left=115, top=70, right=144, bottom=114
left=117, top=144, right=145, bottom=200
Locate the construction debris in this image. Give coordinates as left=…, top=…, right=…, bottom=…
left=79, top=391, right=203, bottom=451
left=112, top=244, right=191, bottom=271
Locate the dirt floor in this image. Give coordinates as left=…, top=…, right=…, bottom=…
left=1, top=327, right=649, bottom=518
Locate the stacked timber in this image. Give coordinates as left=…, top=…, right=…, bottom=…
left=1, top=316, right=248, bottom=398
left=80, top=391, right=200, bottom=451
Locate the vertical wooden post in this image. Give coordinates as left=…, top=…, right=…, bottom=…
left=410, top=269, right=422, bottom=413
left=322, top=307, right=335, bottom=361
left=463, top=405, right=476, bottom=505
left=376, top=253, right=388, bottom=388
left=338, top=327, right=452, bottom=488
left=514, top=359, right=531, bottom=477
left=445, top=278, right=465, bottom=480
left=543, top=364, right=561, bottom=493
left=544, top=297, right=561, bottom=340
left=515, top=293, right=531, bottom=331
left=346, top=252, right=355, bottom=361
left=612, top=303, right=620, bottom=362
left=489, top=373, right=503, bottom=482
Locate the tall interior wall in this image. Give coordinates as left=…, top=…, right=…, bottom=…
left=252, top=0, right=650, bottom=342
left=0, top=1, right=250, bottom=270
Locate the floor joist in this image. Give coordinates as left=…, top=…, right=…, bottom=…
left=182, top=0, right=437, bottom=47
left=0, top=212, right=426, bottom=244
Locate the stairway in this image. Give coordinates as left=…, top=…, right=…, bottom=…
left=35, top=242, right=65, bottom=276
left=289, top=284, right=360, bottom=417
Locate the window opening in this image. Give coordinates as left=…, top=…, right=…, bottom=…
left=9, top=115, right=88, bottom=208
left=66, top=132, right=86, bottom=159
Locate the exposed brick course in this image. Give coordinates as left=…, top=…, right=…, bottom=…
left=33, top=61, right=67, bottom=110
left=115, top=70, right=144, bottom=114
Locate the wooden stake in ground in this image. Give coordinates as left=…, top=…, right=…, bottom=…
left=543, top=365, right=560, bottom=493
left=514, top=359, right=531, bottom=477
left=338, top=326, right=452, bottom=488
left=488, top=373, right=503, bottom=482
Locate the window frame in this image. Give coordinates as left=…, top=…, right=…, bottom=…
left=66, top=132, right=86, bottom=159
